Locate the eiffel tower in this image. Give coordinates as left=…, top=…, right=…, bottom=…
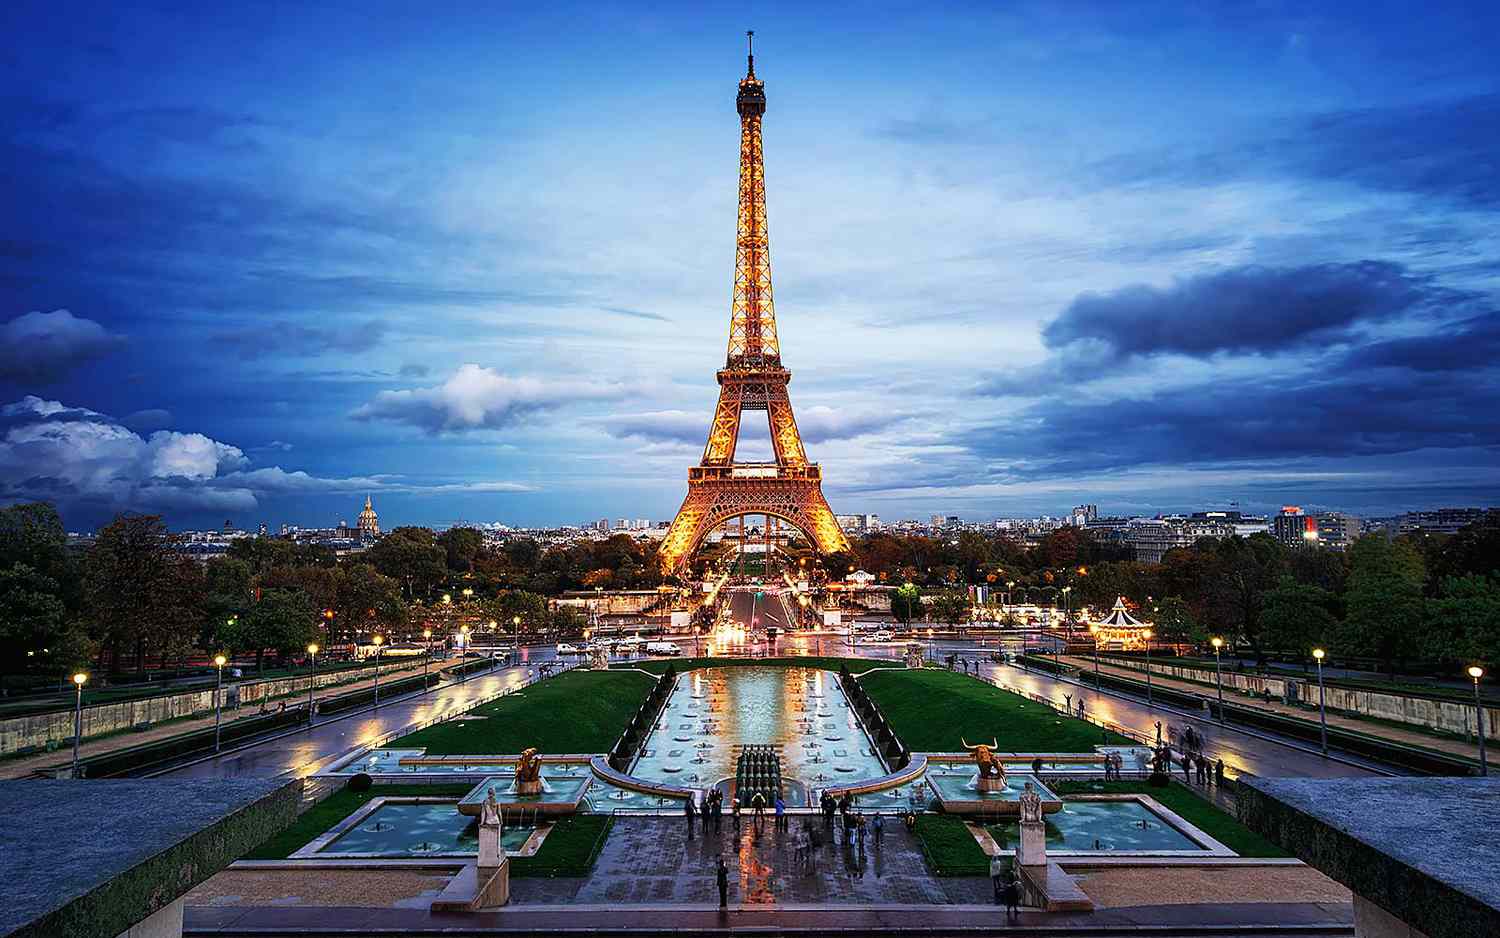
left=658, top=33, right=851, bottom=574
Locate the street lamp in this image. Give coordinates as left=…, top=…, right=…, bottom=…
left=306, top=644, right=319, bottom=722
left=459, top=625, right=471, bottom=682
left=1469, top=665, right=1487, bottom=776
left=213, top=654, right=227, bottom=752
left=71, top=671, right=88, bottom=777
left=371, top=635, right=384, bottom=709
left=1211, top=637, right=1226, bottom=723
left=1088, top=623, right=1101, bottom=693
left=422, top=629, right=432, bottom=694
left=1142, top=630, right=1154, bottom=708
left=1312, top=648, right=1328, bottom=756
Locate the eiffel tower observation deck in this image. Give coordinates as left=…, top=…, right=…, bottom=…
left=658, top=34, right=850, bottom=574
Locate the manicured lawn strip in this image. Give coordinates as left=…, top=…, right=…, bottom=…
left=860, top=668, right=1132, bottom=753
left=621, top=656, right=903, bottom=675
left=243, top=784, right=473, bottom=860
left=912, top=814, right=989, bottom=877
left=388, top=669, right=656, bottom=755
left=512, top=815, right=614, bottom=877
left=1048, top=780, right=1289, bottom=858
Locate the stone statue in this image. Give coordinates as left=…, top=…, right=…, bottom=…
left=480, top=786, right=502, bottom=829
left=1019, top=780, right=1043, bottom=824
left=516, top=748, right=542, bottom=783
left=961, top=737, right=1004, bottom=779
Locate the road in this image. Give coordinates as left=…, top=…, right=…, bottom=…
left=162, top=647, right=564, bottom=779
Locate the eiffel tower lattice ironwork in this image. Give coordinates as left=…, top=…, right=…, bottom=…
left=658, top=34, right=851, bottom=574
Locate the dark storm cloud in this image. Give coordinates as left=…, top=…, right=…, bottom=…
left=0, top=309, right=124, bottom=383
left=211, top=320, right=388, bottom=360
left=1042, top=261, right=1445, bottom=358
left=1345, top=313, right=1500, bottom=372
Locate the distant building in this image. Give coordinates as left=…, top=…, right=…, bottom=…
left=1272, top=506, right=1318, bottom=548
left=356, top=495, right=380, bottom=538
left=834, top=513, right=880, bottom=536
left=1124, top=517, right=1234, bottom=563
left=1398, top=508, right=1492, bottom=536
left=1070, top=504, right=1098, bottom=527
left=1312, top=512, right=1360, bottom=550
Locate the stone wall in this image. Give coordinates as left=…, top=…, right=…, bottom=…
left=1108, top=658, right=1498, bottom=742
left=1, top=659, right=425, bottom=757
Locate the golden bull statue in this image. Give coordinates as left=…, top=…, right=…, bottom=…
left=516, top=747, right=542, bottom=783
left=961, top=737, right=1005, bottom=779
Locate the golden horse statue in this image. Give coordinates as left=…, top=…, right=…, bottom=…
left=516, top=747, right=542, bottom=783
left=961, top=737, right=1004, bottom=778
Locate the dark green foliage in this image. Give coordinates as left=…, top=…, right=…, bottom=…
left=912, top=813, right=990, bottom=876
left=79, top=707, right=306, bottom=777
left=511, top=814, right=614, bottom=877
left=348, top=772, right=372, bottom=793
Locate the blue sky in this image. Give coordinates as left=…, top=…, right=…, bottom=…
left=2, top=1, right=1498, bottom=531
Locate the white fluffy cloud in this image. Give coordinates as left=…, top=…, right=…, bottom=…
left=351, top=364, right=615, bottom=433
left=0, top=310, right=124, bottom=382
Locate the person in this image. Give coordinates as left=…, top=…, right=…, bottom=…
left=821, top=792, right=835, bottom=828
left=1155, top=720, right=1163, bottom=744
left=732, top=798, right=741, bottom=833
left=1196, top=754, right=1208, bottom=785
left=873, top=812, right=884, bottom=847
left=989, top=852, right=1005, bottom=905
left=1031, top=756, right=1043, bottom=775
left=1180, top=751, right=1191, bottom=783
left=751, top=790, right=766, bottom=828
left=685, top=789, right=696, bottom=841
left=716, top=856, right=729, bottom=909
left=774, top=795, right=786, bottom=832
left=1077, top=698, right=1086, bottom=719
left=903, top=810, right=917, bottom=832
left=855, top=812, right=866, bottom=848
left=1214, top=758, right=1225, bottom=787
left=1000, top=867, right=1020, bottom=918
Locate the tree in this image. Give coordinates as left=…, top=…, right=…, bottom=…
left=222, top=588, right=317, bottom=670
left=0, top=564, right=81, bottom=679
left=1201, top=535, right=1284, bottom=658
left=1258, top=576, right=1336, bottom=660
left=365, top=527, right=446, bottom=600
left=200, top=556, right=254, bottom=650
left=1340, top=535, right=1426, bottom=676
left=334, top=564, right=408, bottom=639
left=439, top=527, right=484, bottom=573
left=1151, top=596, right=1204, bottom=646
left=928, top=590, right=971, bottom=625
left=892, top=583, right=923, bottom=623
left=1424, top=575, right=1500, bottom=668
left=84, top=514, right=203, bottom=671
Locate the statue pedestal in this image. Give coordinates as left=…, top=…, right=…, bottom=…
left=1018, top=819, right=1047, bottom=868
left=476, top=818, right=511, bottom=908
left=515, top=778, right=543, bottom=796
left=976, top=775, right=1007, bottom=793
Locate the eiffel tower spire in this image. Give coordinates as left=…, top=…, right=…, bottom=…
left=658, top=38, right=849, bottom=575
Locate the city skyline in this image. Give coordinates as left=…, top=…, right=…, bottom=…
left=4, top=2, right=1500, bottom=531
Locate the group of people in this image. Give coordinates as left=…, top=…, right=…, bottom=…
left=684, top=787, right=730, bottom=839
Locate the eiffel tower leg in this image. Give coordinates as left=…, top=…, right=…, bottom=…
left=659, top=486, right=716, bottom=574
left=796, top=484, right=851, bottom=557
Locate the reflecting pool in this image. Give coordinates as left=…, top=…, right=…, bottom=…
left=316, top=802, right=534, bottom=856
left=630, top=667, right=887, bottom=805
left=925, top=769, right=1053, bottom=802
left=987, top=799, right=1204, bottom=852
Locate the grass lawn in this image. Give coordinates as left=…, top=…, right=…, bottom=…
left=1047, top=780, right=1289, bottom=858
left=244, top=784, right=474, bottom=860
left=621, top=655, right=903, bottom=675
left=512, top=814, right=613, bottom=877
left=388, top=669, right=656, bottom=755
left=912, top=813, right=990, bottom=877
left=860, top=667, right=1132, bottom=753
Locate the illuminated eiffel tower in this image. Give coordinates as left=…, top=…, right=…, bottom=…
left=658, top=33, right=850, bottom=574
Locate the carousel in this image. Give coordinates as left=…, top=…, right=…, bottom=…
left=1088, top=597, right=1154, bottom=651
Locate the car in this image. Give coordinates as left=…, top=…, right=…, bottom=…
left=646, top=641, right=683, bottom=656
left=871, top=630, right=894, bottom=642
left=556, top=642, right=582, bottom=655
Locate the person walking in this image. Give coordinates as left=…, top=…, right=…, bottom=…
left=1180, top=751, right=1192, bottom=783
left=732, top=798, right=741, bottom=833
left=716, top=856, right=730, bottom=909
left=989, top=852, right=1005, bottom=905
left=855, top=812, right=866, bottom=848
left=873, top=812, right=884, bottom=847
left=774, top=795, right=786, bottom=832
left=1214, top=758, right=1225, bottom=787
left=1000, top=868, right=1020, bottom=918
left=1196, top=754, right=1208, bottom=785
left=685, top=790, right=696, bottom=841
left=751, top=790, right=766, bottom=830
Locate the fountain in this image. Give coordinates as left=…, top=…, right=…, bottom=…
left=514, top=748, right=544, bottom=797
left=961, top=738, right=1007, bottom=793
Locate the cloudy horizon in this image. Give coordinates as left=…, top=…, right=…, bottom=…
left=2, top=1, right=1498, bottom=531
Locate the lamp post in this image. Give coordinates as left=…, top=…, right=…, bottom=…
left=71, top=671, right=88, bottom=777
left=306, top=644, right=319, bottom=722
left=1142, top=630, right=1154, bottom=709
left=1312, top=648, right=1328, bottom=756
left=512, top=614, right=521, bottom=651
left=371, top=635, right=384, bottom=709
left=1211, top=637, right=1225, bottom=723
left=422, top=629, right=432, bottom=694
left=1088, top=623, right=1100, bottom=693
left=212, top=654, right=227, bottom=751
left=1469, top=665, right=1487, bottom=776
left=1061, top=586, right=1073, bottom=649
left=459, top=625, right=471, bottom=681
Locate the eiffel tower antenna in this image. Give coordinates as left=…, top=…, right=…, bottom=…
left=659, top=38, right=849, bottom=574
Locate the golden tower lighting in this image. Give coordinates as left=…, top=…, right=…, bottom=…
left=658, top=32, right=849, bottom=573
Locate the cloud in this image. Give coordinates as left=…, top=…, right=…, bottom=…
left=0, top=310, right=124, bottom=383
left=598, top=405, right=904, bottom=446
left=122, top=408, right=173, bottom=431
left=1042, top=261, right=1441, bottom=358
left=398, top=363, right=430, bottom=377
left=351, top=364, right=615, bottom=433
left=211, top=320, right=388, bottom=360
left=260, top=440, right=295, bottom=452
left=599, top=306, right=672, bottom=323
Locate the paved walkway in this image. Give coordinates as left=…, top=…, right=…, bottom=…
left=1057, top=655, right=1496, bottom=769
left=0, top=657, right=458, bottom=779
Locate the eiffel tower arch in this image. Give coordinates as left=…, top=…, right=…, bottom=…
left=658, top=33, right=850, bottom=575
